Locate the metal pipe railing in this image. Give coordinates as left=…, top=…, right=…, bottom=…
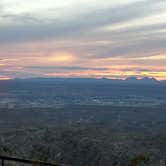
left=0, top=155, right=69, bottom=166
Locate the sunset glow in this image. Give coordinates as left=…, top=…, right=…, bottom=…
left=0, top=0, right=166, bottom=80
left=0, top=76, right=12, bottom=80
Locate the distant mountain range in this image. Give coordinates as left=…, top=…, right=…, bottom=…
left=8, top=76, right=165, bottom=84
left=124, top=77, right=159, bottom=84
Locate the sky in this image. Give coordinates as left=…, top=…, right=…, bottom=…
left=0, top=0, right=166, bottom=80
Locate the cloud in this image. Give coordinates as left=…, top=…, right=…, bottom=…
left=0, top=13, right=40, bottom=23
left=25, top=66, right=108, bottom=71
left=0, top=0, right=166, bottom=79
left=0, top=0, right=165, bottom=43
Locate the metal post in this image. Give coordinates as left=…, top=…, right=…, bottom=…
left=1, top=159, right=4, bottom=166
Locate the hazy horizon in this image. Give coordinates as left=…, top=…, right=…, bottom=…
left=0, top=76, right=166, bottom=82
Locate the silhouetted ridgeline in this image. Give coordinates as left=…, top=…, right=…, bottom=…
left=3, top=76, right=166, bottom=84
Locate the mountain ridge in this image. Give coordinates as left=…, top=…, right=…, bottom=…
left=2, top=76, right=165, bottom=84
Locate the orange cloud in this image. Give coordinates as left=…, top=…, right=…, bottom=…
left=0, top=76, right=12, bottom=80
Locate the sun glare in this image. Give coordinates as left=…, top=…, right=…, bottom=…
left=48, top=53, right=76, bottom=63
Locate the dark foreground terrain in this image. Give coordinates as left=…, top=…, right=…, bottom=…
left=0, top=105, right=166, bottom=166
left=0, top=79, right=166, bottom=166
